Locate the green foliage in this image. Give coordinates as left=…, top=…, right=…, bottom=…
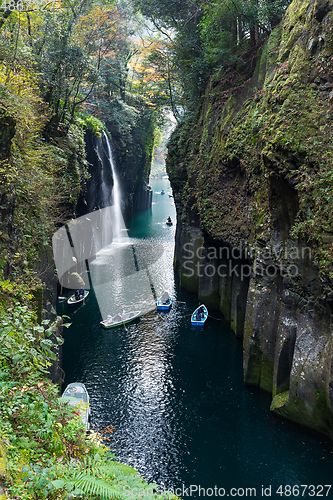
left=0, top=295, right=177, bottom=499
left=199, top=0, right=291, bottom=69
left=75, top=112, right=106, bottom=136
left=0, top=61, right=89, bottom=277
left=167, top=0, right=333, bottom=279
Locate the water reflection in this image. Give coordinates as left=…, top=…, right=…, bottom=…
left=61, top=179, right=333, bottom=499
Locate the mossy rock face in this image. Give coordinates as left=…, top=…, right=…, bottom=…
left=168, top=0, right=333, bottom=437
left=271, top=388, right=333, bottom=440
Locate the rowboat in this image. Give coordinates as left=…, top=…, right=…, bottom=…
left=67, top=290, right=89, bottom=305
left=100, top=310, right=141, bottom=329
left=166, top=219, right=173, bottom=226
left=191, top=304, right=208, bottom=326
left=157, top=292, right=172, bottom=311
left=61, top=382, right=90, bottom=430
left=161, top=190, right=165, bottom=195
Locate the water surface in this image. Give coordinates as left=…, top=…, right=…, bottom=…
left=61, top=179, right=333, bottom=498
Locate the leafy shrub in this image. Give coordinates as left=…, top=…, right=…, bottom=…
left=75, top=112, right=106, bottom=137
left=0, top=296, right=177, bottom=499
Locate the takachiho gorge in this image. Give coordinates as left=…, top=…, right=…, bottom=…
left=60, top=176, right=333, bottom=499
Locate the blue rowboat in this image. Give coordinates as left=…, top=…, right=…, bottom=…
left=67, top=290, right=89, bottom=305
left=157, top=292, right=172, bottom=311
left=191, top=304, right=208, bottom=326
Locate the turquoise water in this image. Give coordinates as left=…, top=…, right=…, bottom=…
left=61, top=179, right=333, bottom=499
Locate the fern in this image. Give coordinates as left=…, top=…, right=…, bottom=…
left=70, top=470, right=124, bottom=499
left=60, top=455, right=175, bottom=500
left=23, top=458, right=176, bottom=500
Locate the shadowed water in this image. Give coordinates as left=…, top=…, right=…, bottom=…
left=61, top=179, right=333, bottom=499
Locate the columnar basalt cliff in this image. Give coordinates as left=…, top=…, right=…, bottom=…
left=167, top=0, right=333, bottom=438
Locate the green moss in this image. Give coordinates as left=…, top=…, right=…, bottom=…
left=271, top=389, right=333, bottom=439
left=167, top=0, right=333, bottom=262
left=236, top=310, right=246, bottom=337
left=244, top=347, right=262, bottom=386
left=259, top=356, right=274, bottom=392
left=220, top=293, right=231, bottom=322
left=271, top=390, right=290, bottom=408
left=0, top=440, right=7, bottom=479
left=179, top=268, right=199, bottom=293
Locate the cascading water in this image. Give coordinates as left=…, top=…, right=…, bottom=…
left=87, top=133, right=167, bottom=319
left=102, top=131, right=124, bottom=241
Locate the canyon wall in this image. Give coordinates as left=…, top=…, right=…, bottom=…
left=167, top=0, right=333, bottom=438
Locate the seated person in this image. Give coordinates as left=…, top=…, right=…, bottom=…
left=113, top=313, right=123, bottom=322
left=196, top=307, right=204, bottom=321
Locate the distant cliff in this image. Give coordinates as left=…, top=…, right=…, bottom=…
left=167, top=0, right=333, bottom=438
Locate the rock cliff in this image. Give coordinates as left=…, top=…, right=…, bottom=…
left=167, top=0, right=333, bottom=438
left=78, top=125, right=152, bottom=220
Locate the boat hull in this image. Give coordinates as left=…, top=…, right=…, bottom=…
left=100, top=311, right=141, bottom=329
left=191, top=304, right=208, bottom=326
left=157, top=298, right=172, bottom=311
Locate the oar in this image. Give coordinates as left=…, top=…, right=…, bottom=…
left=208, top=315, right=223, bottom=321
left=181, top=313, right=192, bottom=318
left=175, top=301, right=186, bottom=304
left=121, top=310, right=128, bottom=331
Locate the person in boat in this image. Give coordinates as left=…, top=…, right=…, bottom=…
left=161, top=291, right=169, bottom=304
left=167, top=216, right=172, bottom=223
left=113, top=312, right=123, bottom=323
left=75, top=290, right=80, bottom=301
left=79, top=288, right=85, bottom=298
left=196, top=307, right=204, bottom=321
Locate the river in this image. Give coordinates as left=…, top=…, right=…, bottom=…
left=61, top=178, right=333, bottom=499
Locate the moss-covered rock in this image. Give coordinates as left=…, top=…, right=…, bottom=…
left=168, top=0, right=333, bottom=438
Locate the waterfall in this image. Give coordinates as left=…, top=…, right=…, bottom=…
left=102, top=131, right=124, bottom=240
left=53, top=129, right=165, bottom=319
